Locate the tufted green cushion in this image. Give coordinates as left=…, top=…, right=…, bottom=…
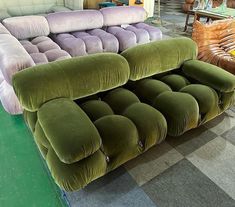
left=121, top=37, right=197, bottom=81
left=46, top=148, right=107, bottom=192
left=13, top=53, right=130, bottom=112
left=123, top=103, right=167, bottom=149
left=180, top=84, right=220, bottom=123
left=81, top=100, right=114, bottom=122
left=103, top=88, right=140, bottom=114
left=134, top=79, right=172, bottom=105
left=38, top=98, right=102, bottom=164
left=153, top=91, right=199, bottom=136
left=182, top=60, right=235, bottom=93
left=161, top=74, right=190, bottom=91
left=94, top=115, right=140, bottom=171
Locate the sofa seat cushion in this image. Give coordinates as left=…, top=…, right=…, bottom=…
left=20, top=36, right=71, bottom=65
left=107, top=23, right=162, bottom=52
left=180, top=84, right=220, bottom=122
left=53, top=29, right=119, bottom=57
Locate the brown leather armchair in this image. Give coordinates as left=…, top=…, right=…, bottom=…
left=192, top=19, right=235, bottom=74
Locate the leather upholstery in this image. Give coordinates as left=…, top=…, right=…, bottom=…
left=192, top=19, right=235, bottom=74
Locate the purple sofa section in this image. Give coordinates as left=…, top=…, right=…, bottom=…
left=100, top=6, right=147, bottom=27
left=0, top=80, right=23, bottom=114
left=49, top=7, right=162, bottom=54
left=106, top=23, right=162, bottom=51
left=3, top=16, right=50, bottom=40
left=53, top=29, right=119, bottom=57
left=20, top=36, right=71, bottom=65
left=0, top=6, right=163, bottom=115
left=47, top=10, right=104, bottom=34
left=0, top=23, right=10, bottom=34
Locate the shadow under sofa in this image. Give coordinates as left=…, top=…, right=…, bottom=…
left=12, top=38, right=235, bottom=191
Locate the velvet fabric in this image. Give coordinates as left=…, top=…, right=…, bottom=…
left=53, top=29, right=119, bottom=56
left=3, top=16, right=50, bottom=40
left=12, top=38, right=235, bottom=192
left=0, top=0, right=84, bottom=17
left=47, top=10, right=104, bottom=34
left=106, top=23, right=162, bottom=52
left=20, top=37, right=71, bottom=65
left=0, top=34, right=35, bottom=84
left=101, top=6, right=147, bottom=27
left=38, top=98, right=102, bottom=164
left=0, top=23, right=10, bottom=34
left=182, top=60, right=235, bottom=92
left=13, top=53, right=130, bottom=111
left=121, top=37, right=198, bottom=80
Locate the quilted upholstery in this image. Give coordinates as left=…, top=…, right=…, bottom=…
left=20, top=36, right=71, bottom=65
left=13, top=38, right=235, bottom=191
left=49, top=7, right=162, bottom=55
left=0, top=21, right=70, bottom=114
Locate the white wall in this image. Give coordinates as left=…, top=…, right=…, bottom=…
left=144, top=0, right=155, bottom=17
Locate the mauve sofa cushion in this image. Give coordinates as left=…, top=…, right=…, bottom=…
left=3, top=16, right=50, bottom=40
left=47, top=10, right=104, bottom=34
left=30, top=53, right=48, bottom=65
left=0, top=23, right=10, bottom=34
left=0, top=34, right=35, bottom=84
left=0, top=80, right=23, bottom=114
left=101, top=6, right=147, bottom=27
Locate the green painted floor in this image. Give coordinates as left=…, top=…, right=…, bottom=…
left=0, top=105, right=66, bottom=207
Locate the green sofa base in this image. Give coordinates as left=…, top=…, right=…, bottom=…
left=13, top=38, right=235, bottom=192
left=24, top=88, right=167, bottom=191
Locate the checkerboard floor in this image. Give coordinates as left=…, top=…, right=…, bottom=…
left=65, top=1, right=235, bottom=206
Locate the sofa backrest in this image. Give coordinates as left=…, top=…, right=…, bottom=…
left=47, top=10, right=103, bottom=34
left=121, top=37, right=198, bottom=81
left=0, top=0, right=64, bottom=17
left=3, top=16, right=50, bottom=40
left=100, top=6, right=147, bottom=26
left=13, top=53, right=130, bottom=112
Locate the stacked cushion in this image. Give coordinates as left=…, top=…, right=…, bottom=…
left=101, top=6, right=162, bottom=51
left=12, top=38, right=235, bottom=191
left=13, top=53, right=167, bottom=190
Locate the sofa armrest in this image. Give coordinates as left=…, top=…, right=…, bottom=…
left=0, top=34, right=35, bottom=84
left=38, top=98, right=102, bottom=164
left=182, top=60, right=235, bottom=93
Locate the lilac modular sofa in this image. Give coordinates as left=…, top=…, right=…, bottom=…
left=0, top=6, right=162, bottom=114
left=48, top=6, right=162, bottom=55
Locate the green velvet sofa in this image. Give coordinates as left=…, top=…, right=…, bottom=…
left=12, top=37, right=235, bottom=191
